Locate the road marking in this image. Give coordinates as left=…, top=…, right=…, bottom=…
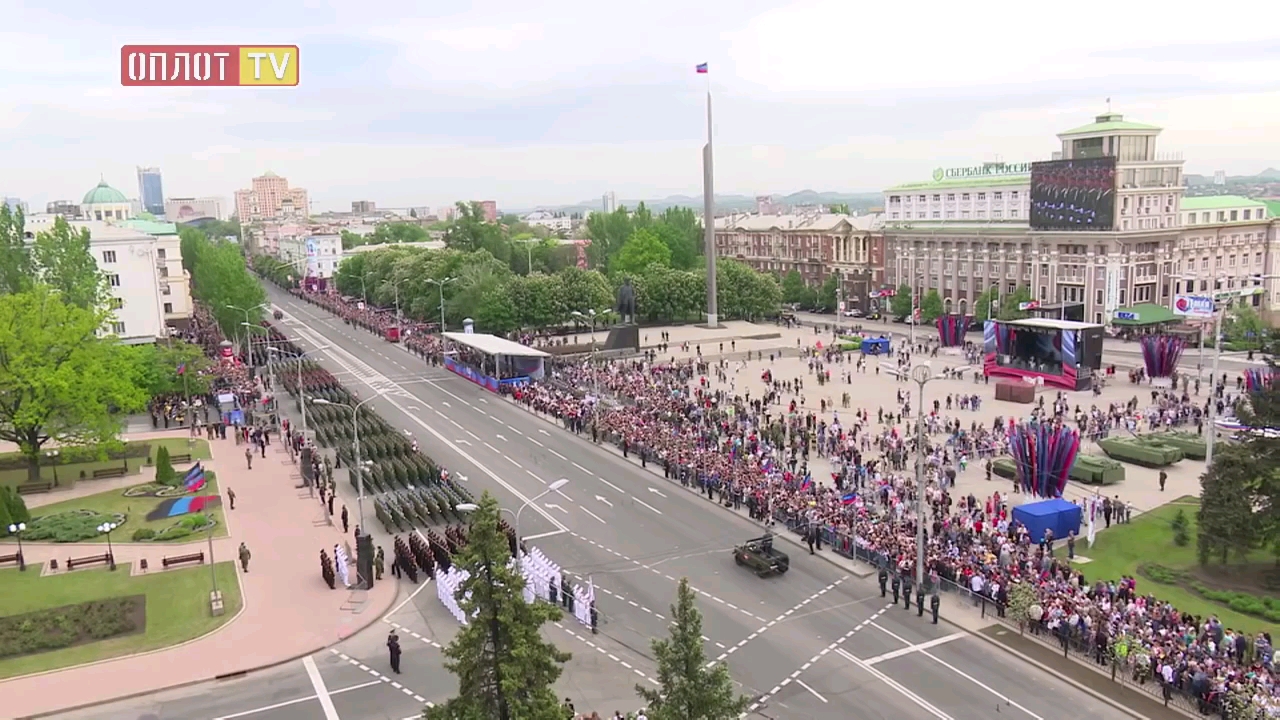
left=544, top=503, right=568, bottom=514
left=647, top=487, right=666, bottom=498
left=449, top=419, right=463, bottom=430
left=594, top=495, right=613, bottom=507
left=795, top=679, right=828, bottom=703
left=302, top=656, right=341, bottom=720
left=210, top=680, right=385, bottom=719
left=549, top=448, right=566, bottom=459
left=383, top=576, right=434, bottom=620
left=863, top=632, right=965, bottom=665
left=506, top=457, right=523, bottom=468
left=524, top=529, right=568, bottom=540
left=745, top=605, right=893, bottom=716
left=598, top=476, right=624, bottom=493
left=530, top=438, right=545, bottom=447
left=631, top=496, right=662, bottom=515
left=385, top=620, right=444, bottom=650
left=835, top=646, right=953, bottom=718
left=496, top=433, right=508, bottom=442
left=329, top=649, right=430, bottom=706
left=456, top=439, right=471, bottom=446
left=869, top=623, right=1045, bottom=719
left=539, top=428, right=550, bottom=436
left=442, top=401, right=451, bottom=407
left=478, top=398, right=488, bottom=404
left=578, top=504, right=607, bottom=524
left=553, top=621, right=658, bottom=686
left=710, top=578, right=846, bottom=667
left=573, top=462, right=589, bottom=472
left=466, top=429, right=480, bottom=440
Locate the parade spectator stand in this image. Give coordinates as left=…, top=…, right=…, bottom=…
left=442, top=332, right=550, bottom=392
left=1011, top=498, right=1081, bottom=543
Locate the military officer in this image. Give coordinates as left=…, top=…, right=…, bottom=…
left=878, top=567, right=888, bottom=598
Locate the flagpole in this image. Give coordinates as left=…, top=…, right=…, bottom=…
left=702, top=63, right=719, bottom=328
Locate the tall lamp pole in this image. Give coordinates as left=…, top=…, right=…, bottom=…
left=227, top=303, right=267, bottom=360
left=456, top=478, right=569, bottom=541
left=312, top=395, right=380, bottom=538
left=426, top=277, right=457, bottom=331
left=7, top=523, right=25, bottom=571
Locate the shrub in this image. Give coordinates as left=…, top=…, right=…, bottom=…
left=23, top=510, right=127, bottom=542
left=131, top=528, right=156, bottom=541
left=0, top=596, right=143, bottom=659
left=154, top=446, right=176, bottom=486
left=1170, top=509, right=1190, bottom=547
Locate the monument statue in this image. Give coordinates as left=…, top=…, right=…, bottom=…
left=615, top=278, right=637, bottom=325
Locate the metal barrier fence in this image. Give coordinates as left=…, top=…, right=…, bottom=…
left=767, top=507, right=1229, bottom=718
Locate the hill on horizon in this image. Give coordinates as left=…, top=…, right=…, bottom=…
left=511, top=189, right=883, bottom=216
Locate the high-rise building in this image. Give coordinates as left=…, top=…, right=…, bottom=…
left=136, top=167, right=164, bottom=215
left=602, top=191, right=617, bottom=214
left=2, top=197, right=26, bottom=214
left=46, top=200, right=80, bottom=217
left=477, top=200, right=498, bottom=222
left=1214, top=170, right=1226, bottom=186
left=351, top=200, right=376, bottom=214
left=234, top=171, right=309, bottom=221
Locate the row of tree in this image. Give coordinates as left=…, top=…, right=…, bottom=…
left=424, top=492, right=748, bottom=720
left=262, top=244, right=782, bottom=334
left=180, top=226, right=268, bottom=339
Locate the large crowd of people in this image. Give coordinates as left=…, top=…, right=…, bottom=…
left=292, top=289, right=1275, bottom=718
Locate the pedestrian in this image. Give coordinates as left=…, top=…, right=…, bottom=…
left=245, top=446, right=253, bottom=470
left=227, top=488, right=236, bottom=510
left=387, top=630, right=402, bottom=674
left=327, top=493, right=335, bottom=516
left=238, top=542, right=251, bottom=572
left=375, top=546, right=385, bottom=580
left=1158, top=470, right=1167, bottom=492
left=341, top=505, right=349, bottom=534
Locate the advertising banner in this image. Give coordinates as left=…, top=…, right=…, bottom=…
left=1173, top=294, right=1215, bottom=318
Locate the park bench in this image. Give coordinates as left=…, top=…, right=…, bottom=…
left=16, top=481, right=53, bottom=495
left=162, top=552, right=204, bottom=568
left=0, top=552, right=21, bottom=566
left=66, top=553, right=113, bottom=570
left=92, top=467, right=128, bottom=479
left=170, top=454, right=193, bottom=465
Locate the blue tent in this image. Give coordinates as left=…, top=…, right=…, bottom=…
left=861, top=337, right=891, bottom=355
left=1012, top=498, right=1081, bottom=543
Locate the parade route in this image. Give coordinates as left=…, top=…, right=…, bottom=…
left=216, top=285, right=1127, bottom=720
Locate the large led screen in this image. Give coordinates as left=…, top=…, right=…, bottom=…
left=1029, top=157, right=1117, bottom=231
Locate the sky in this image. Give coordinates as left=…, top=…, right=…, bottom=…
left=3, top=0, right=1280, bottom=213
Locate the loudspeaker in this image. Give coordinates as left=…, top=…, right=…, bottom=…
left=356, top=532, right=375, bottom=590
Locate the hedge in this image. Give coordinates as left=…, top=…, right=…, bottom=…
left=0, top=443, right=152, bottom=472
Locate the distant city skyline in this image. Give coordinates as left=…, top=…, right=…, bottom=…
left=5, top=2, right=1279, bottom=212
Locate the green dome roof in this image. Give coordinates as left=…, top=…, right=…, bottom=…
left=83, top=179, right=127, bottom=205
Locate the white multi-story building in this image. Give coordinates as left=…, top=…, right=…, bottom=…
left=22, top=215, right=189, bottom=343
left=522, top=210, right=572, bottom=233
left=81, top=179, right=134, bottom=222
left=883, top=112, right=1279, bottom=324
left=602, top=191, right=617, bottom=214
left=303, top=234, right=341, bottom=279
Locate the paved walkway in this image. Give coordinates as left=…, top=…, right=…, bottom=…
left=2, top=432, right=399, bottom=719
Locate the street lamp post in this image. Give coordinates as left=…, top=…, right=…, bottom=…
left=7, top=523, right=26, bottom=571
left=45, top=450, right=60, bottom=485
left=571, top=310, right=601, bottom=429
left=456, top=478, right=569, bottom=541
left=311, top=395, right=380, bottom=542
left=227, top=303, right=267, bottom=360
left=881, top=362, right=965, bottom=590
left=97, top=521, right=119, bottom=570
left=426, top=277, right=457, bottom=332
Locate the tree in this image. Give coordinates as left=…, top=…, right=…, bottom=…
left=370, top=222, right=429, bottom=245
left=181, top=228, right=268, bottom=338
left=1197, top=444, right=1263, bottom=565
left=0, top=286, right=146, bottom=484
left=612, top=228, right=672, bottom=277
left=828, top=202, right=851, bottom=214
left=780, top=270, right=807, bottom=305
left=125, top=341, right=213, bottom=398
left=654, top=207, right=702, bottom=270
left=919, top=289, right=945, bottom=323
left=1225, top=304, right=1265, bottom=345
left=340, top=229, right=365, bottom=250
left=444, top=202, right=507, bottom=261
left=972, top=287, right=998, bottom=321
left=889, top=284, right=913, bottom=319
left=637, top=578, right=749, bottom=720
left=426, top=491, right=569, bottom=720
left=817, top=273, right=839, bottom=313
left=0, top=485, right=31, bottom=532
left=585, top=207, right=634, bottom=267
left=998, top=286, right=1033, bottom=320
left=27, top=215, right=109, bottom=310
left=0, top=204, right=33, bottom=296
left=154, top=445, right=177, bottom=486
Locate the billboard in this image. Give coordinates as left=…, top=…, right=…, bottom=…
left=1173, top=294, right=1215, bottom=318
left=1030, top=157, right=1117, bottom=231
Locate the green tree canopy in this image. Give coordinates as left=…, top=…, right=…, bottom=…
left=370, top=222, right=429, bottom=245
left=444, top=202, right=509, bottom=264
left=585, top=207, right=634, bottom=267
left=919, top=289, right=945, bottom=323
left=817, top=273, right=839, bottom=313
left=125, top=340, right=213, bottom=398
left=426, top=491, right=569, bottom=720
left=0, top=205, right=33, bottom=295
left=780, top=270, right=807, bottom=305
left=889, top=284, right=913, bottom=318
left=636, top=577, right=750, bottom=720
left=0, top=209, right=108, bottom=310
left=181, top=227, right=268, bottom=337
left=655, top=207, right=702, bottom=270
left=998, top=286, right=1033, bottom=320
left=611, top=228, right=672, bottom=277
left=0, top=285, right=146, bottom=483
left=972, top=287, right=998, bottom=321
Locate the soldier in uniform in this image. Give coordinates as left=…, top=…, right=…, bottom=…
left=916, top=587, right=925, bottom=617
left=891, top=574, right=901, bottom=604
left=387, top=630, right=402, bottom=674
left=930, top=590, right=941, bottom=624
left=901, top=576, right=913, bottom=610
left=878, top=567, right=888, bottom=597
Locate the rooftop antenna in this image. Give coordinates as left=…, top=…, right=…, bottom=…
left=1106, top=97, right=1112, bottom=113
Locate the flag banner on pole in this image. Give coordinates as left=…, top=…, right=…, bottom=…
left=176, top=362, right=186, bottom=375
left=696, top=63, right=708, bottom=73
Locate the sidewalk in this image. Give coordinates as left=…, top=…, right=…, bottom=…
left=2, top=432, right=399, bottom=719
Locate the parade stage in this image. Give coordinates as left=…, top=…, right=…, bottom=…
left=983, top=318, right=1104, bottom=391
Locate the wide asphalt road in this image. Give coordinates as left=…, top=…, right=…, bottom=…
left=246, top=286, right=1123, bottom=720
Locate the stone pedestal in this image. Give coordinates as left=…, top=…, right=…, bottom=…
left=604, top=324, right=640, bottom=352
left=209, top=590, right=225, bottom=616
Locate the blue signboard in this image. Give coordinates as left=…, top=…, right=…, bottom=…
left=1115, top=311, right=1139, bottom=321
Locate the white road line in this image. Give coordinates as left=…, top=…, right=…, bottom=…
left=834, top=647, right=953, bottom=719
left=523, top=529, right=568, bottom=540
left=573, top=462, right=589, bottom=472
left=549, top=448, right=566, bottom=459
left=328, top=650, right=431, bottom=707
left=478, top=398, right=488, bottom=403
left=530, top=439, right=545, bottom=447
left=710, top=578, right=846, bottom=667
left=302, top=656, right=341, bottom=720
left=209, top=680, right=384, bottom=719
left=863, top=632, right=965, bottom=665
left=449, top=419, right=463, bottom=430
left=578, top=504, right=607, bottom=524
left=598, top=476, right=624, bottom=493
left=631, top=496, right=662, bottom=514
left=484, top=442, right=499, bottom=452
left=383, top=576, right=434, bottom=620
left=506, top=457, right=523, bottom=468
left=795, top=679, right=828, bottom=703
left=442, top=401, right=451, bottom=407
left=869, top=624, right=1045, bottom=719
left=539, top=428, right=550, bottom=436
left=466, top=430, right=480, bottom=440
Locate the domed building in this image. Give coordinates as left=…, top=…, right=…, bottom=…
left=82, top=178, right=133, bottom=222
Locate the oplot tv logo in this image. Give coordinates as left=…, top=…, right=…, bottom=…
left=120, top=45, right=299, bottom=87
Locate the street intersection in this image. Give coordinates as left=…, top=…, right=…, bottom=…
left=56, top=288, right=1126, bottom=720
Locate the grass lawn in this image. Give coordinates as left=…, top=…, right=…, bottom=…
left=1078, top=495, right=1273, bottom=635
left=4, top=473, right=227, bottom=545
left=0, top=438, right=211, bottom=489
left=0, top=561, right=241, bottom=679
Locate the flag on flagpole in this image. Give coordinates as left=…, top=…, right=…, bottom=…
left=840, top=492, right=857, bottom=506
left=696, top=63, right=708, bottom=74
left=176, top=362, right=186, bottom=375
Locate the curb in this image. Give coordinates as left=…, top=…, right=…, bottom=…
left=502, top=399, right=1183, bottom=720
